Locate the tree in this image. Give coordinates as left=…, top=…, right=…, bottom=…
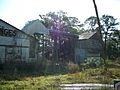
left=84, top=15, right=119, bottom=60
left=39, top=11, right=82, bottom=34
left=107, top=30, right=120, bottom=59
left=39, top=11, right=82, bottom=63
left=100, top=15, right=119, bottom=60
left=84, top=16, right=97, bottom=30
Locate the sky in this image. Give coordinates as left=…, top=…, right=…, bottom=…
left=0, top=0, right=120, bottom=29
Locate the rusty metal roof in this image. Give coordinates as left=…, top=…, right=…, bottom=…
left=22, top=19, right=49, bottom=35
left=78, top=31, right=97, bottom=40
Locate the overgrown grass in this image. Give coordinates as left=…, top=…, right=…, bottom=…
left=0, top=60, right=120, bottom=89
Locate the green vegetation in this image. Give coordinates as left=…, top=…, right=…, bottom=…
left=0, top=60, right=120, bottom=90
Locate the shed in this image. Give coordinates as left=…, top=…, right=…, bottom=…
left=75, top=31, right=103, bottom=63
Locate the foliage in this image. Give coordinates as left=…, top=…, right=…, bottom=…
left=106, top=30, right=120, bottom=59
left=84, top=16, right=97, bottom=30
left=0, top=60, right=47, bottom=80
left=66, top=61, right=80, bottom=73
left=39, top=11, right=83, bottom=34
left=100, top=15, right=119, bottom=42
left=84, top=15, right=119, bottom=39
left=84, top=57, right=104, bottom=68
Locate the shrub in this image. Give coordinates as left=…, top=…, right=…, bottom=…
left=84, top=57, right=104, bottom=68
left=66, top=62, right=80, bottom=73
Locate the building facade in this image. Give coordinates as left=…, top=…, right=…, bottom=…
left=0, top=19, right=38, bottom=63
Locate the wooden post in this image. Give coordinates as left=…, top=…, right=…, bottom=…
left=53, top=34, right=59, bottom=73
left=42, top=34, right=45, bottom=61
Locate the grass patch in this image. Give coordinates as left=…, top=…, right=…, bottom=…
left=0, top=60, right=120, bottom=89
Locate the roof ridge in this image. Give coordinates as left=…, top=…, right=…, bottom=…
left=79, top=31, right=97, bottom=40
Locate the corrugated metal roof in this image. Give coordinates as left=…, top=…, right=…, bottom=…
left=22, top=19, right=49, bottom=35
left=0, top=19, right=35, bottom=38
left=78, top=31, right=97, bottom=40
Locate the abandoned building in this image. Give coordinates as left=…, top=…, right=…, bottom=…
left=75, top=31, right=103, bottom=63
left=0, top=19, right=39, bottom=63
left=0, top=19, right=103, bottom=64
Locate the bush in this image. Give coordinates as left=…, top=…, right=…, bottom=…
left=84, top=57, right=104, bottom=68
left=66, top=62, right=80, bottom=73
left=0, top=60, right=47, bottom=80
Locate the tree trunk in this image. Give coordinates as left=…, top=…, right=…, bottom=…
left=93, top=0, right=101, bottom=32
left=92, top=0, right=107, bottom=67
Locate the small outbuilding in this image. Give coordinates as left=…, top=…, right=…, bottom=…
left=75, top=31, right=103, bottom=63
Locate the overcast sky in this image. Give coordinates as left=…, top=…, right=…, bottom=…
left=0, top=0, right=120, bottom=29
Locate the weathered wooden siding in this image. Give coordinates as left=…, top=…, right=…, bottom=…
left=0, top=36, right=14, bottom=45
left=77, top=39, right=102, bottom=52
left=0, top=19, right=38, bottom=63
left=0, top=46, right=5, bottom=63
left=75, top=48, right=86, bottom=63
